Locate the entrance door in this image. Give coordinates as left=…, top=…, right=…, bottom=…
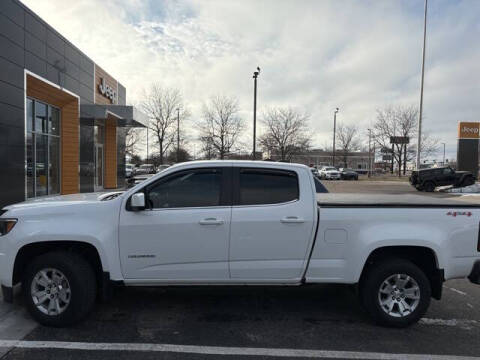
left=95, top=144, right=104, bottom=191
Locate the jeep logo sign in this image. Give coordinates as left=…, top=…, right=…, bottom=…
left=458, top=122, right=480, bottom=139
left=98, top=78, right=116, bottom=104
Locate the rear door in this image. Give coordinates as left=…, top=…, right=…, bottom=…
left=229, top=167, right=316, bottom=280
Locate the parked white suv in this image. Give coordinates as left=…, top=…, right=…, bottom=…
left=319, top=166, right=341, bottom=180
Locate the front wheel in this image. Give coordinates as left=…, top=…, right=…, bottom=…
left=423, top=181, right=435, bottom=192
left=360, top=259, right=431, bottom=327
left=23, top=252, right=97, bottom=327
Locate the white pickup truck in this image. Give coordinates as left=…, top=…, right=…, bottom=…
left=1, top=161, right=479, bottom=328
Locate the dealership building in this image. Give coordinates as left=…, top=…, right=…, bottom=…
left=0, top=0, right=146, bottom=208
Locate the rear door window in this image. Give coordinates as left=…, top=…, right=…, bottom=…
left=237, top=168, right=299, bottom=205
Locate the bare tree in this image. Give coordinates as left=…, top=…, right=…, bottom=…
left=125, top=127, right=143, bottom=158
left=197, top=95, right=245, bottom=159
left=140, top=85, right=189, bottom=165
left=373, top=105, right=413, bottom=176
left=406, top=133, right=439, bottom=167
left=259, top=107, right=311, bottom=161
left=336, top=124, right=361, bottom=167
left=373, top=105, right=439, bottom=175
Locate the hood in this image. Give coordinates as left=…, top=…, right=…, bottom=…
left=3, top=191, right=124, bottom=211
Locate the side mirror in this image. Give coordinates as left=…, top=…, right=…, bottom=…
left=131, top=192, right=146, bottom=210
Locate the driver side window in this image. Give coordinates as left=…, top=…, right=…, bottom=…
left=146, top=168, right=222, bottom=209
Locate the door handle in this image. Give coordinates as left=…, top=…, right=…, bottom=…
left=280, top=216, right=305, bottom=224
left=199, top=218, right=224, bottom=225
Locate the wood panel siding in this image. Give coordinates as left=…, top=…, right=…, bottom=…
left=26, top=74, right=79, bottom=195
left=61, top=102, right=79, bottom=194
left=104, top=117, right=117, bottom=189
left=94, top=65, right=118, bottom=105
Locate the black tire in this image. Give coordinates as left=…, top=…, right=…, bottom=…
left=462, top=176, right=475, bottom=187
left=360, top=259, right=431, bottom=328
left=23, top=251, right=97, bottom=327
left=423, top=181, right=435, bottom=192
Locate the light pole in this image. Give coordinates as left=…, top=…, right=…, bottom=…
left=332, top=108, right=339, bottom=166
left=176, top=108, right=180, bottom=162
left=416, top=0, right=428, bottom=170
left=368, top=128, right=372, bottom=178
left=442, top=142, right=446, bottom=165
left=146, top=127, right=149, bottom=163
left=252, top=67, right=260, bottom=160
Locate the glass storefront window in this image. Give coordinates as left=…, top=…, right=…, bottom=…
left=26, top=132, right=34, bottom=198
left=27, top=98, right=61, bottom=198
left=35, top=102, right=47, bottom=134
left=49, top=137, right=60, bottom=194
left=35, top=134, right=48, bottom=197
left=27, top=98, right=33, bottom=133
left=49, top=107, right=60, bottom=136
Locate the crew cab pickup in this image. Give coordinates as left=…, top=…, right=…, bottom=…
left=1, top=161, right=479, bottom=328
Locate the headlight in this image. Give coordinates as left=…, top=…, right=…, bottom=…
left=0, top=219, right=17, bottom=236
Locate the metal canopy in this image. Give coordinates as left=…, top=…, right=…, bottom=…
left=80, top=104, right=148, bottom=128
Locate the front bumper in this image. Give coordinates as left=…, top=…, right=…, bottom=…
left=326, top=174, right=341, bottom=180
left=468, top=261, right=480, bottom=285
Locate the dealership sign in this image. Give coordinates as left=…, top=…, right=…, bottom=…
left=458, top=122, right=480, bottom=139
left=98, top=78, right=116, bottom=104
left=390, top=136, right=410, bottom=144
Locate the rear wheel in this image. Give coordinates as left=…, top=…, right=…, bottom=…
left=423, top=181, right=435, bottom=192
left=462, top=176, right=475, bottom=187
left=360, top=259, right=431, bottom=327
left=23, top=252, right=97, bottom=327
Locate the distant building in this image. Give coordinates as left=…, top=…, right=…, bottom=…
left=266, top=149, right=370, bottom=169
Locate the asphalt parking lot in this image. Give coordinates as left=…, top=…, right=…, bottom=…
left=1, top=180, right=480, bottom=360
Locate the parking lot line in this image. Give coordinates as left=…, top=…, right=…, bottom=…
left=0, top=339, right=478, bottom=360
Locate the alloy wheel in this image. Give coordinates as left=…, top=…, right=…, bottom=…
left=30, top=268, right=71, bottom=316
left=378, top=273, right=420, bottom=318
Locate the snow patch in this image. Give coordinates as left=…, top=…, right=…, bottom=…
left=439, top=183, right=480, bottom=193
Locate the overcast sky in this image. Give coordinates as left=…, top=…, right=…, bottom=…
left=21, top=0, right=480, bottom=161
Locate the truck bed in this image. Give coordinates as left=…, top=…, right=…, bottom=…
left=317, top=193, right=480, bottom=208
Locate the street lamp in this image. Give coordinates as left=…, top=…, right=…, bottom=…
left=176, top=107, right=180, bottom=162
left=332, top=108, right=339, bottom=166
left=441, top=142, right=446, bottom=165
left=146, top=127, right=149, bottom=163
left=416, top=0, right=428, bottom=170
left=252, top=67, right=260, bottom=160
left=368, top=128, right=372, bottom=178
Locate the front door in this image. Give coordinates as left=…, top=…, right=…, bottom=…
left=94, top=144, right=104, bottom=191
left=229, top=167, right=315, bottom=280
left=119, top=167, right=232, bottom=281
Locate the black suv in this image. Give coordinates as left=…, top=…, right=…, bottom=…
left=409, top=167, right=475, bottom=192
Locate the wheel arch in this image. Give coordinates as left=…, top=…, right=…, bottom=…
left=359, top=245, right=444, bottom=300
left=13, top=241, right=108, bottom=299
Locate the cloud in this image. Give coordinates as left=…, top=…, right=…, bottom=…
left=20, top=0, right=480, bottom=160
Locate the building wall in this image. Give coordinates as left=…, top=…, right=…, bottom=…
left=0, top=0, right=127, bottom=208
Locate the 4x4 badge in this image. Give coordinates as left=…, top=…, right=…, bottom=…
left=447, top=211, right=472, bottom=217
